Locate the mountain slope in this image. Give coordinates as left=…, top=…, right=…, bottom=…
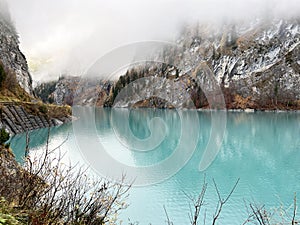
left=36, top=18, right=300, bottom=110
left=109, top=18, right=300, bottom=110
left=0, top=0, right=33, bottom=95
left=0, top=0, right=72, bottom=134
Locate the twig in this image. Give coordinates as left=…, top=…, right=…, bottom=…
left=25, top=131, right=30, bottom=157
left=164, top=205, right=173, bottom=225
left=212, top=178, right=240, bottom=225
left=292, top=192, right=297, bottom=225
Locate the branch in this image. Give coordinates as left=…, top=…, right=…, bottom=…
left=164, top=205, right=173, bottom=225
left=292, top=192, right=297, bottom=225
left=212, top=178, right=240, bottom=225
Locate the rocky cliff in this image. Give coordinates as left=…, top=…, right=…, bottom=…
left=36, top=18, right=300, bottom=110
left=35, top=76, right=113, bottom=106
left=0, top=1, right=72, bottom=135
left=0, top=0, right=33, bottom=95
left=109, top=18, right=300, bottom=110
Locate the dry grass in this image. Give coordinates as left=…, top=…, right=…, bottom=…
left=233, top=94, right=254, bottom=109
left=19, top=102, right=71, bottom=119
left=0, top=60, right=71, bottom=120
left=0, top=62, right=32, bottom=103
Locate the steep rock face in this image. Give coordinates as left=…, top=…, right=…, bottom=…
left=0, top=0, right=33, bottom=95
left=52, top=77, right=81, bottom=105
left=35, top=76, right=113, bottom=106
left=36, top=18, right=300, bottom=110
left=108, top=18, right=300, bottom=109
left=0, top=1, right=71, bottom=135
left=185, top=19, right=300, bottom=107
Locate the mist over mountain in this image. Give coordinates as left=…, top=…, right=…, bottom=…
left=35, top=17, right=300, bottom=110
left=6, top=0, right=300, bottom=81
left=0, top=0, right=12, bottom=24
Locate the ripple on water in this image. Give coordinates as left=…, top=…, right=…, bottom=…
left=10, top=109, right=300, bottom=224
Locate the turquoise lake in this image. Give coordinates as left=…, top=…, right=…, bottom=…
left=10, top=108, right=300, bottom=224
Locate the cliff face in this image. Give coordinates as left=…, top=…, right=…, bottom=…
left=37, top=18, right=300, bottom=110
left=0, top=0, right=33, bottom=95
left=35, top=76, right=113, bottom=106
left=0, top=1, right=73, bottom=135
left=109, top=18, right=300, bottom=110
left=177, top=18, right=300, bottom=109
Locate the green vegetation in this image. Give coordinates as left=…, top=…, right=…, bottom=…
left=38, top=104, right=47, bottom=114
left=0, top=213, right=20, bottom=225
left=0, top=198, right=21, bottom=225
left=34, top=81, right=57, bottom=103
left=0, top=128, right=9, bottom=145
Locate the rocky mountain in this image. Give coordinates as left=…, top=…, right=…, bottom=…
left=37, top=17, right=300, bottom=110
left=0, top=0, right=72, bottom=135
left=0, top=0, right=33, bottom=95
left=109, top=18, right=300, bottom=110
left=35, top=76, right=113, bottom=106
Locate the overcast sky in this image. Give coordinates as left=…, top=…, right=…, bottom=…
left=6, top=0, right=300, bottom=82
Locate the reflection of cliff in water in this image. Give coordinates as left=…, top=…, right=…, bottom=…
left=95, top=107, right=112, bottom=134
left=95, top=108, right=180, bottom=166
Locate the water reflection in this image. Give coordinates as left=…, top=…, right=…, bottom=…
left=10, top=109, right=300, bottom=224
left=10, top=123, right=72, bottom=162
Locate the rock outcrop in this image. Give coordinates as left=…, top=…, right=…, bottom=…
left=36, top=18, right=300, bottom=110
left=0, top=1, right=72, bottom=135
left=0, top=0, right=33, bottom=95
left=35, top=76, right=113, bottom=106
left=107, top=18, right=300, bottom=110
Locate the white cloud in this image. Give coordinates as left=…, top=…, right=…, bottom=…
left=6, top=0, right=300, bottom=81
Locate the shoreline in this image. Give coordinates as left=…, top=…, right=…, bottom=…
left=89, top=105, right=300, bottom=113
left=199, top=108, right=300, bottom=113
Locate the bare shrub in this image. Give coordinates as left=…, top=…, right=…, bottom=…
left=0, top=129, right=130, bottom=224
left=243, top=193, right=298, bottom=225
left=164, top=177, right=298, bottom=225
left=164, top=177, right=240, bottom=225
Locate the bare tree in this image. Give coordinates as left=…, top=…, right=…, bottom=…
left=243, top=193, right=298, bottom=225
left=164, top=177, right=240, bottom=225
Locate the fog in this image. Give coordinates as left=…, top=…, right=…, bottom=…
left=6, top=0, right=300, bottom=82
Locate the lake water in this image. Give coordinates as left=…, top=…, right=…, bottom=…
left=10, top=108, right=300, bottom=224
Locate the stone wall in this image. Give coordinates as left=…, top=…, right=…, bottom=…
left=0, top=103, right=70, bottom=135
